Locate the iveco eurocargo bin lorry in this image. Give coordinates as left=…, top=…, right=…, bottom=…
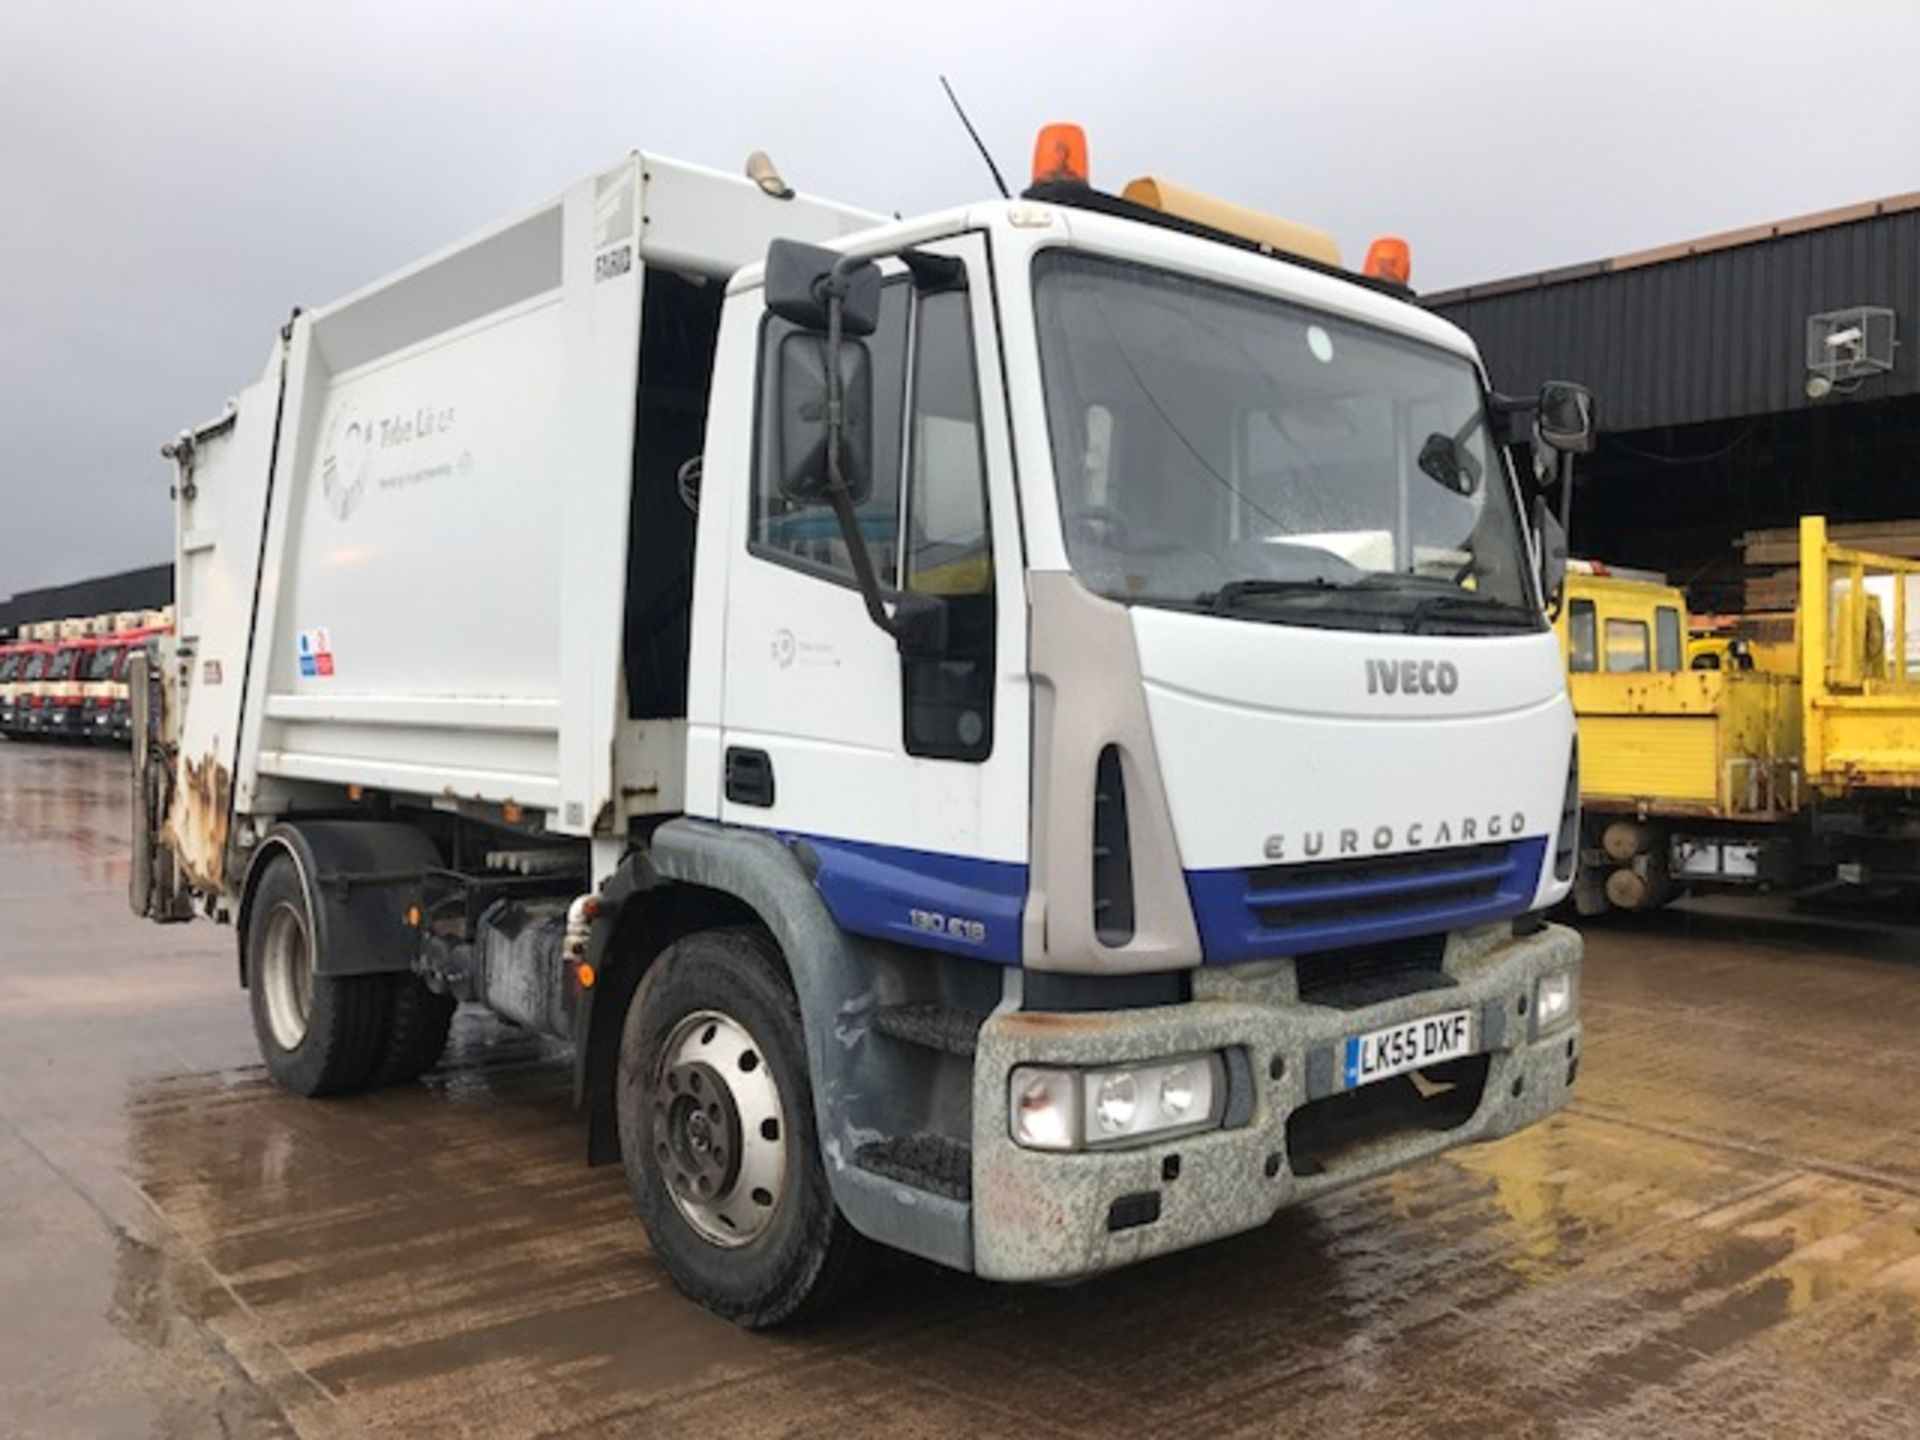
left=132, top=131, right=1591, bottom=1326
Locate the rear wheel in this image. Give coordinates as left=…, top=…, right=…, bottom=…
left=374, top=978, right=458, bottom=1086
left=616, top=927, right=864, bottom=1328
left=245, top=854, right=391, bottom=1097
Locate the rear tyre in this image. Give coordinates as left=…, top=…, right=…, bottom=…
left=245, top=853, right=391, bottom=1097
left=374, top=978, right=458, bottom=1086
left=616, top=926, right=865, bottom=1328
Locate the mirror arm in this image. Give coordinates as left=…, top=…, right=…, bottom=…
left=823, top=475, right=899, bottom=638
left=819, top=282, right=938, bottom=651
left=1556, top=449, right=1576, bottom=541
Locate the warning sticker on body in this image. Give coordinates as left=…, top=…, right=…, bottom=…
left=297, top=628, right=335, bottom=679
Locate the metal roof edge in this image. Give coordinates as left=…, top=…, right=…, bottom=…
left=1426, top=190, right=1920, bottom=306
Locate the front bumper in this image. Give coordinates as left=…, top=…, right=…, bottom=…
left=970, top=921, right=1581, bottom=1282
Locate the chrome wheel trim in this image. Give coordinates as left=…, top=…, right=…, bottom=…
left=652, top=1008, right=788, bottom=1248
left=259, top=900, right=313, bottom=1052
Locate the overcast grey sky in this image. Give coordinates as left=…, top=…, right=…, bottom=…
left=4, top=0, right=1919, bottom=596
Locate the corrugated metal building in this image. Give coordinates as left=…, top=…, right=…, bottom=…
left=0, top=563, right=171, bottom=635
left=1429, top=194, right=1920, bottom=606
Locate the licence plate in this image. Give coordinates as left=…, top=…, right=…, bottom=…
left=1342, top=1009, right=1473, bottom=1090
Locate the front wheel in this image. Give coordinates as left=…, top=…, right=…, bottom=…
left=616, top=927, right=864, bottom=1328
left=245, top=853, right=391, bottom=1097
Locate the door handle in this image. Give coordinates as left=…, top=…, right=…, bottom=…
left=725, top=747, right=776, bottom=808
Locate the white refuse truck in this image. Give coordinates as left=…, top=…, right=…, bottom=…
left=132, top=130, right=1591, bottom=1326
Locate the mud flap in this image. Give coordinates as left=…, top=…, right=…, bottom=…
left=128, top=650, right=191, bottom=922
left=239, top=822, right=444, bottom=983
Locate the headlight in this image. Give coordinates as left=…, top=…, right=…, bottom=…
left=1010, top=1053, right=1227, bottom=1151
left=1012, top=1068, right=1077, bottom=1150
left=1533, top=969, right=1579, bottom=1036
left=1159, top=1064, right=1197, bottom=1121
left=1092, top=1072, right=1138, bottom=1136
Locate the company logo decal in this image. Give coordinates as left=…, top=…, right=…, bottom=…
left=318, top=403, right=371, bottom=521
left=314, top=399, right=467, bottom=520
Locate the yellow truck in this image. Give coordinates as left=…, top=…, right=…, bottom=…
left=1560, top=518, right=1920, bottom=912
left=1556, top=564, right=1802, bottom=913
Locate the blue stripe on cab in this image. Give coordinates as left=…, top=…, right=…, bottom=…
left=1186, top=836, right=1549, bottom=964
left=787, top=833, right=1027, bottom=965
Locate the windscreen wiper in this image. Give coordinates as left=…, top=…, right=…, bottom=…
left=1198, top=577, right=1340, bottom=613
left=1405, top=589, right=1540, bottom=632
left=1197, top=573, right=1537, bottom=632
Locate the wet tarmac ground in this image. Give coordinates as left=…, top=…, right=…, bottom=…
left=4, top=743, right=1920, bottom=1437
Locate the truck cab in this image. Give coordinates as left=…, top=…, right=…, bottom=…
left=102, top=629, right=166, bottom=743
left=44, top=636, right=101, bottom=739
left=1558, top=564, right=1689, bottom=680
left=79, top=635, right=129, bottom=742
left=137, top=137, right=1589, bottom=1326
left=0, top=643, right=31, bottom=735
left=21, top=642, right=77, bottom=737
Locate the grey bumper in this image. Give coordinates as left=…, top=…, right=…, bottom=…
left=970, top=922, right=1581, bottom=1282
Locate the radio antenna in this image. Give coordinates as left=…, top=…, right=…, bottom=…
left=939, top=75, right=1011, bottom=200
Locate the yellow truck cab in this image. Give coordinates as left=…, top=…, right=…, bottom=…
left=1556, top=565, right=1802, bottom=913
left=1559, top=565, right=1686, bottom=680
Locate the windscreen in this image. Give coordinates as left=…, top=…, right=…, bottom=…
left=1032, top=252, right=1539, bottom=635
left=85, top=646, right=121, bottom=681
left=48, top=649, right=77, bottom=680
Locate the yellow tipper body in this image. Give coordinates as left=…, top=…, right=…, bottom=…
left=1799, top=515, right=1920, bottom=791
left=1558, top=573, right=1800, bottom=820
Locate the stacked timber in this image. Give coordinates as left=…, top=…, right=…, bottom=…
left=1736, top=519, right=1920, bottom=612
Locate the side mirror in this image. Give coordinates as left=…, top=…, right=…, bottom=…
left=1533, top=496, right=1568, bottom=610
left=775, top=331, right=873, bottom=506
left=764, top=239, right=882, bottom=337
left=1536, top=381, right=1597, bottom=455
left=1417, top=431, right=1481, bottom=495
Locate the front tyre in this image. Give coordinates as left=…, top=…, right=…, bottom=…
left=616, top=927, right=864, bottom=1328
left=245, top=853, right=391, bottom=1097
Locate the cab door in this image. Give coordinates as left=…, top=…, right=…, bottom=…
left=716, top=233, right=1030, bottom=962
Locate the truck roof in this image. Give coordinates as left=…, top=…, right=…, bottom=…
left=177, top=151, right=888, bottom=443
left=730, top=198, right=1482, bottom=363
left=312, top=152, right=884, bottom=325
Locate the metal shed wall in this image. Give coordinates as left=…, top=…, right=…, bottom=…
left=1429, top=200, right=1920, bottom=433
left=0, top=563, right=172, bottom=631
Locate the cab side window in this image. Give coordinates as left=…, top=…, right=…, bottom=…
left=903, top=291, right=990, bottom=600
left=1655, top=606, right=1682, bottom=672
left=1568, top=598, right=1598, bottom=672
left=1605, top=618, right=1650, bottom=673
left=901, top=287, right=994, bottom=762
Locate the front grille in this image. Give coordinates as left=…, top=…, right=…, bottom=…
left=1248, top=844, right=1510, bottom=931
left=1295, top=934, right=1452, bottom=1008
left=1186, top=836, right=1547, bottom=964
